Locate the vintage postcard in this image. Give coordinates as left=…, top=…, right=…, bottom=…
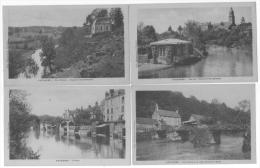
left=3, top=5, right=129, bottom=85
left=133, top=84, right=256, bottom=164
left=130, top=2, right=257, bottom=83
left=4, top=86, right=130, bottom=165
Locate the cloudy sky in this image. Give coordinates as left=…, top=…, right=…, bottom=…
left=169, top=84, right=253, bottom=108
left=23, top=87, right=108, bottom=117
left=5, top=6, right=109, bottom=27
left=138, top=6, right=253, bottom=33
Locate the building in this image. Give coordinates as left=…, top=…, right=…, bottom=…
left=91, top=17, right=112, bottom=35
left=136, top=117, right=158, bottom=133
left=150, top=38, right=193, bottom=65
left=183, top=114, right=211, bottom=125
left=152, top=103, right=181, bottom=127
left=103, top=89, right=125, bottom=122
left=229, top=7, right=236, bottom=26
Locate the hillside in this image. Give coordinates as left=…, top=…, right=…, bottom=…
left=51, top=26, right=124, bottom=78
left=136, top=91, right=250, bottom=126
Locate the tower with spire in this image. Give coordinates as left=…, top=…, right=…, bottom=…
left=228, top=7, right=236, bottom=26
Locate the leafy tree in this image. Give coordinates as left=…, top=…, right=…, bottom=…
left=9, top=90, right=39, bottom=159
left=110, top=8, right=124, bottom=28
left=138, top=25, right=157, bottom=46
left=9, top=50, right=26, bottom=78
left=168, top=26, right=173, bottom=32
left=241, top=17, right=245, bottom=24
left=40, top=36, right=56, bottom=74
left=178, top=25, right=183, bottom=35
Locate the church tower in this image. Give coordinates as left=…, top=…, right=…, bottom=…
left=229, top=7, right=235, bottom=26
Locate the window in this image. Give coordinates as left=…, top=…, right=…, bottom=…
left=107, top=109, right=109, bottom=114
left=122, top=96, right=124, bottom=104
left=111, top=108, right=113, bottom=114
left=121, top=106, right=124, bottom=113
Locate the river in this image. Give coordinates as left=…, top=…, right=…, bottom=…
left=136, top=135, right=250, bottom=161
left=139, top=45, right=253, bottom=78
left=26, top=129, right=125, bottom=159
left=18, top=49, right=44, bottom=79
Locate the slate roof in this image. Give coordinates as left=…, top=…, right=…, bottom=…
left=136, top=117, right=158, bottom=125
left=157, top=109, right=181, bottom=118
left=150, top=38, right=191, bottom=46
left=94, top=17, right=112, bottom=24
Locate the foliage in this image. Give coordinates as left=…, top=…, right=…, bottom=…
left=55, top=26, right=124, bottom=77
left=9, top=90, right=39, bottom=159
left=8, top=50, right=27, bottom=78
left=110, top=8, right=124, bottom=28
left=137, top=24, right=158, bottom=46
left=136, top=91, right=250, bottom=127
left=70, top=102, right=103, bottom=125
left=40, top=36, right=56, bottom=74
left=26, top=58, right=39, bottom=76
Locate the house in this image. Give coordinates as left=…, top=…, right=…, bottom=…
left=136, top=117, right=158, bottom=132
left=152, top=103, right=181, bottom=127
left=183, top=114, right=211, bottom=125
left=91, top=17, right=112, bottom=35
left=102, top=89, right=125, bottom=122
left=150, top=38, right=193, bottom=65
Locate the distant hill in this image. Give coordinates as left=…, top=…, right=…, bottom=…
left=136, top=91, right=250, bottom=126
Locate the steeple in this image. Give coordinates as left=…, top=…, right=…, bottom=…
left=229, top=7, right=235, bottom=25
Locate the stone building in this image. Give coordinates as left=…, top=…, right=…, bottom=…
left=103, top=89, right=125, bottom=122
left=150, top=38, right=193, bottom=65
left=152, top=104, right=181, bottom=127
left=91, top=17, right=112, bottom=35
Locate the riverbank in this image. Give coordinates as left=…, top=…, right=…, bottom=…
left=139, top=45, right=253, bottom=79
left=136, top=135, right=249, bottom=161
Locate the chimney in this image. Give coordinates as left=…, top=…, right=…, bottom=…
left=155, top=103, right=159, bottom=112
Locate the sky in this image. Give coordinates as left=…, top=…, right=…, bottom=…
left=169, top=84, right=253, bottom=108
left=5, top=6, right=102, bottom=27
left=138, top=6, right=253, bottom=33
left=24, top=87, right=108, bottom=117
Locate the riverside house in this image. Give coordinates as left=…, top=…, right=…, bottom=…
left=150, top=38, right=194, bottom=65
left=152, top=103, right=181, bottom=127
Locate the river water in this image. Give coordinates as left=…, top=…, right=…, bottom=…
left=26, top=130, right=125, bottom=159
left=139, top=45, right=253, bottom=78
left=18, top=49, right=44, bottom=79
left=136, top=135, right=250, bottom=161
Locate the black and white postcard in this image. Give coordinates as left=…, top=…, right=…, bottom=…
left=3, top=5, right=129, bottom=84
left=133, top=84, right=256, bottom=164
left=131, top=2, right=257, bottom=83
left=4, top=86, right=130, bottom=165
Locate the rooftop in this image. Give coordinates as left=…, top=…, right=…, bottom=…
left=157, top=109, right=181, bottom=118
left=150, top=38, right=191, bottom=46
left=136, top=117, right=158, bottom=125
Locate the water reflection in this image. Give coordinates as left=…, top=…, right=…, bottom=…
left=139, top=45, right=253, bottom=78
left=136, top=135, right=249, bottom=161
left=26, top=129, right=125, bottom=159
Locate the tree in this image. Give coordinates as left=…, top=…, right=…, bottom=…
left=110, top=8, right=124, bottom=28
left=235, top=100, right=250, bottom=113
left=178, top=25, right=183, bottom=35
left=9, top=50, right=26, bottom=78
left=9, top=90, right=39, bottom=159
left=241, top=16, right=246, bottom=24
left=138, top=25, right=157, bottom=46
left=168, top=26, right=173, bottom=32
left=40, top=36, right=56, bottom=74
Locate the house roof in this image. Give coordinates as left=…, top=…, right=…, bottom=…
left=150, top=38, right=191, bottom=46
left=94, top=17, right=112, bottom=24
left=136, top=117, right=158, bottom=125
left=157, top=109, right=181, bottom=118
left=183, top=114, right=209, bottom=124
